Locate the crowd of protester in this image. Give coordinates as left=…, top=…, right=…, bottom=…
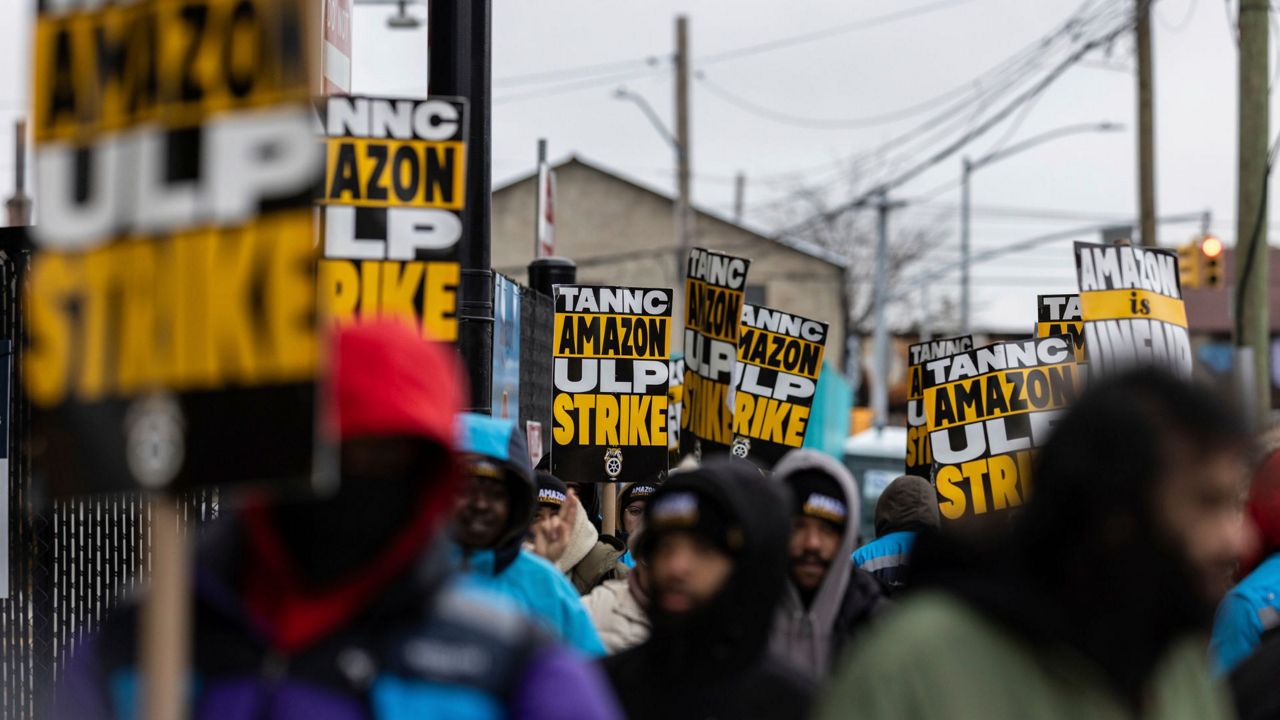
left=52, top=321, right=1280, bottom=719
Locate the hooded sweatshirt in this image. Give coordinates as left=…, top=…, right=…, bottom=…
left=770, top=449, right=887, bottom=680
left=852, top=474, right=940, bottom=596
left=554, top=498, right=629, bottom=595
left=603, top=459, right=814, bottom=720
left=452, top=414, right=606, bottom=656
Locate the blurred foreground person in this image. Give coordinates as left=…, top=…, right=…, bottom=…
left=528, top=471, right=628, bottom=595
left=1210, top=448, right=1280, bottom=673
left=604, top=459, right=813, bottom=719
left=820, top=370, right=1248, bottom=720
left=54, top=321, right=620, bottom=719
left=770, top=449, right=887, bottom=680
left=1229, top=629, right=1280, bottom=720
left=584, top=525, right=652, bottom=653
left=451, top=415, right=605, bottom=655
left=852, top=474, right=939, bottom=596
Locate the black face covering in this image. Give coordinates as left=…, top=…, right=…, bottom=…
left=267, top=440, right=443, bottom=590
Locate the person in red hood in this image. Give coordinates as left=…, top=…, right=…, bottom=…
left=54, top=320, right=621, bottom=720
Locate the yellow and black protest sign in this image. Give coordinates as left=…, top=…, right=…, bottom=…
left=923, top=337, right=1083, bottom=521
left=318, top=95, right=468, bottom=341
left=905, top=335, right=972, bottom=478
left=553, top=286, right=672, bottom=483
left=28, top=0, right=323, bottom=495
left=668, top=357, right=684, bottom=452
left=730, top=305, right=827, bottom=467
left=1036, top=294, right=1085, bottom=362
left=681, top=247, right=750, bottom=458
left=1074, top=242, right=1191, bottom=378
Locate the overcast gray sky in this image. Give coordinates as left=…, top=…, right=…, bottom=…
left=0, top=0, right=1264, bottom=331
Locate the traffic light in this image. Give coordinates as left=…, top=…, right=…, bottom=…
left=1177, top=241, right=1202, bottom=289
left=1201, top=235, right=1224, bottom=288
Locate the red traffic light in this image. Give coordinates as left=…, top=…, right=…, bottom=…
left=1201, top=235, right=1224, bottom=259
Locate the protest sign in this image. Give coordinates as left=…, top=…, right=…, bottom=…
left=553, top=286, right=672, bottom=483
left=923, top=337, right=1083, bottom=521
left=731, top=305, right=827, bottom=466
left=1036, top=294, right=1085, bottom=362
left=681, top=247, right=750, bottom=457
left=668, top=356, right=684, bottom=452
left=905, top=335, right=973, bottom=478
left=1074, top=242, right=1191, bottom=377
left=28, top=0, right=323, bottom=495
left=317, top=95, right=468, bottom=341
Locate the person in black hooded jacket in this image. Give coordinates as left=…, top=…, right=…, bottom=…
left=603, top=458, right=814, bottom=720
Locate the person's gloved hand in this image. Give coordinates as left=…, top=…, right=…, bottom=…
left=531, top=490, right=580, bottom=563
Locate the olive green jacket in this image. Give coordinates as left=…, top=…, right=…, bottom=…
left=819, top=593, right=1233, bottom=720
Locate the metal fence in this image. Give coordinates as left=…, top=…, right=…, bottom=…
left=0, top=234, right=218, bottom=718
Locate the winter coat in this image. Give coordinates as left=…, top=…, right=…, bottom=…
left=770, top=449, right=889, bottom=680
left=555, top=499, right=629, bottom=595
left=583, top=573, right=651, bottom=654
left=54, top=525, right=622, bottom=720
left=603, top=459, right=814, bottom=720
left=818, top=592, right=1232, bottom=720
left=852, top=530, right=917, bottom=596
left=453, top=414, right=606, bottom=656
left=852, top=474, right=939, bottom=597
left=1210, top=553, right=1280, bottom=673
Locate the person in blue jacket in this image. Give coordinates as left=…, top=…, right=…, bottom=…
left=851, top=474, right=939, bottom=596
left=451, top=413, right=606, bottom=656
left=1211, top=448, right=1280, bottom=673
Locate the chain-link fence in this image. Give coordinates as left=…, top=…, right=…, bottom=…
left=0, top=232, right=217, bottom=718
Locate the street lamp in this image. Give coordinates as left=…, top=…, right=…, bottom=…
left=959, top=121, right=1124, bottom=332
left=353, top=0, right=423, bottom=29
left=614, top=87, right=690, bottom=325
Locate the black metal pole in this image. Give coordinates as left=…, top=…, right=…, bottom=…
left=429, top=0, right=493, bottom=413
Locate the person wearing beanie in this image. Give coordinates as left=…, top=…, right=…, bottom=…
left=527, top=471, right=630, bottom=595
left=1211, top=448, right=1280, bottom=674
left=852, top=474, right=941, bottom=596
left=604, top=458, right=813, bottom=720
left=616, top=478, right=662, bottom=568
left=54, top=321, right=621, bottom=719
left=769, top=449, right=888, bottom=681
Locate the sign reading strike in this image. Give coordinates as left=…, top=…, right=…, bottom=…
left=668, top=357, right=684, bottom=452
left=29, top=0, right=323, bottom=494
left=905, top=335, right=973, bottom=478
left=731, top=305, right=827, bottom=466
left=1036, top=294, right=1085, bottom=361
left=553, top=286, right=672, bottom=483
left=923, top=337, right=1082, bottom=521
left=1074, top=242, right=1191, bottom=378
left=682, top=248, right=750, bottom=457
left=318, top=95, right=468, bottom=341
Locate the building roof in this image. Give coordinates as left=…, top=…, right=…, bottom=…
left=493, top=155, right=849, bottom=270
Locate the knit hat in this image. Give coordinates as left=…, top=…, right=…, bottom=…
left=785, top=469, right=849, bottom=530
left=620, top=479, right=661, bottom=514
left=536, top=471, right=568, bottom=510
left=645, top=486, right=743, bottom=556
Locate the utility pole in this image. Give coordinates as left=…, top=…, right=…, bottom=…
left=1136, top=0, right=1158, bottom=247
left=960, top=156, right=972, bottom=333
left=674, top=15, right=692, bottom=346
left=5, top=119, right=30, bottom=226
left=871, top=192, right=904, bottom=430
left=733, top=171, right=745, bottom=224
left=429, top=0, right=494, bottom=413
left=1236, top=0, right=1271, bottom=424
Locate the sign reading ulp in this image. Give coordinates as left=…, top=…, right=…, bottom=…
left=28, top=0, right=324, bottom=495
left=552, top=286, right=672, bottom=484
left=681, top=247, right=750, bottom=458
